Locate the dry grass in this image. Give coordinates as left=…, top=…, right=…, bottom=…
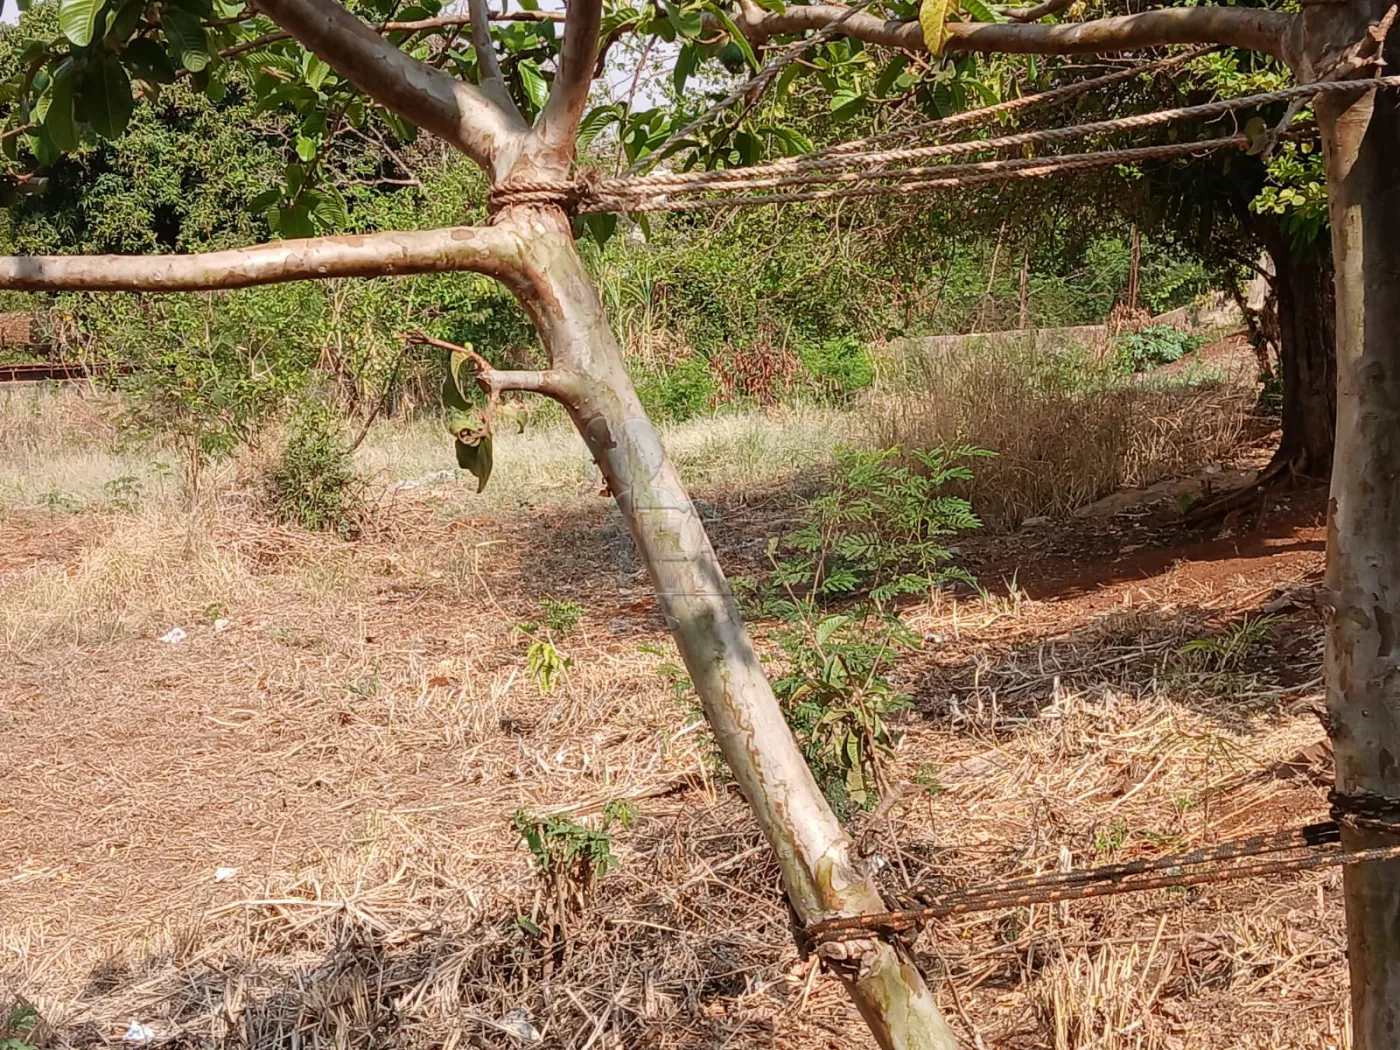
left=871, top=341, right=1256, bottom=528
left=1, top=369, right=1341, bottom=1050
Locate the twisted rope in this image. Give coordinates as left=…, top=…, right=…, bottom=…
left=807, top=820, right=1400, bottom=944
left=489, top=74, right=1398, bottom=215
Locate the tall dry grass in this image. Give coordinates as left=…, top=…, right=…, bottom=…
left=870, top=340, right=1255, bottom=528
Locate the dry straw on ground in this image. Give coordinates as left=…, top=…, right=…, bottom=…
left=2, top=344, right=1340, bottom=1050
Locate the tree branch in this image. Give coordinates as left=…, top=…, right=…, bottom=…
left=0, top=225, right=520, bottom=292
left=735, top=3, right=1296, bottom=63
left=466, top=0, right=505, bottom=89
left=537, top=0, right=604, bottom=162
left=404, top=331, right=597, bottom=404
left=252, top=0, right=529, bottom=173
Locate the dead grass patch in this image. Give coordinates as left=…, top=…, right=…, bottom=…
left=871, top=343, right=1255, bottom=528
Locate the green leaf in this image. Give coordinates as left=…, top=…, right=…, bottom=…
left=304, top=185, right=347, bottom=230
left=105, top=1, right=147, bottom=45
left=918, top=0, right=957, bottom=56
left=958, top=0, right=1002, bottom=22
left=59, top=0, right=104, bottom=46
left=702, top=3, right=758, bottom=69
left=77, top=56, right=134, bottom=140
left=295, top=134, right=317, bottom=161
left=815, top=615, right=850, bottom=646
left=121, top=38, right=177, bottom=84
left=455, top=434, right=493, bottom=491
left=672, top=42, right=698, bottom=94
left=271, top=202, right=313, bottom=238
left=162, top=6, right=210, bottom=72
left=577, top=103, right=621, bottom=151
left=581, top=211, right=617, bottom=248
left=42, top=62, right=79, bottom=152
left=247, top=187, right=281, bottom=211
left=303, top=53, right=331, bottom=90
left=1244, top=116, right=1269, bottom=155
left=516, top=59, right=548, bottom=112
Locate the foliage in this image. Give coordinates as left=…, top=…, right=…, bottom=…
left=511, top=801, right=636, bottom=922
left=635, top=353, right=716, bottom=422
left=265, top=399, right=361, bottom=536
left=772, top=611, right=914, bottom=815
left=763, top=445, right=988, bottom=609
left=797, top=334, right=874, bottom=402
left=0, top=1002, right=38, bottom=1050
left=1252, top=141, right=1329, bottom=251
left=518, top=596, right=582, bottom=694
left=1177, top=614, right=1282, bottom=672
left=1115, top=325, right=1202, bottom=373
left=99, top=291, right=308, bottom=494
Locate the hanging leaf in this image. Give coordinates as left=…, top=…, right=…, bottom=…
left=918, top=0, right=957, bottom=56
left=303, top=54, right=332, bottom=90
left=77, top=56, right=134, bottom=140
left=105, top=1, right=147, bottom=45
left=162, top=7, right=210, bottom=72
left=577, top=103, right=621, bottom=151
left=304, top=185, right=347, bottom=230
left=41, top=62, right=78, bottom=152
left=701, top=3, right=758, bottom=70
left=1243, top=116, right=1269, bottom=155
left=455, top=435, right=493, bottom=492
left=271, top=202, right=314, bottom=238
left=672, top=42, right=698, bottom=95
left=516, top=59, right=549, bottom=113
left=58, top=0, right=104, bottom=46
left=121, top=38, right=177, bottom=84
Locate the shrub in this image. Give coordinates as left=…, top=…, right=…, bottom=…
left=1115, top=324, right=1202, bottom=372
left=266, top=402, right=361, bottom=536
left=773, top=612, right=914, bottom=817
left=761, top=445, right=986, bottom=610
left=635, top=354, right=717, bottom=421
left=797, top=335, right=874, bottom=401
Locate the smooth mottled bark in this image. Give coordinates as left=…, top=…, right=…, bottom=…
left=1309, top=0, right=1400, bottom=1044
left=489, top=207, right=960, bottom=1050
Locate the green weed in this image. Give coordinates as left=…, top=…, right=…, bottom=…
left=266, top=401, right=361, bottom=536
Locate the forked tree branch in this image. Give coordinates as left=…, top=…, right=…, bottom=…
left=0, top=226, right=520, bottom=292
left=406, top=331, right=599, bottom=404
left=253, top=0, right=529, bottom=172
left=736, top=2, right=1297, bottom=63
left=536, top=0, right=605, bottom=162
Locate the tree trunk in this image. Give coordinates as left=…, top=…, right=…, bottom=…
left=1311, top=4, right=1400, bottom=1045
left=1260, top=228, right=1337, bottom=476
left=495, top=206, right=960, bottom=1050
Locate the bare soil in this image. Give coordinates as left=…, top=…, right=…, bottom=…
left=1, top=461, right=1345, bottom=1049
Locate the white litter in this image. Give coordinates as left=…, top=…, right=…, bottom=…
left=495, top=1009, right=541, bottom=1043
left=214, top=866, right=239, bottom=882
left=122, top=1021, right=155, bottom=1044
left=157, top=628, right=186, bottom=644
left=213, top=618, right=231, bottom=632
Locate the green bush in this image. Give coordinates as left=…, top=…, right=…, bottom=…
left=266, top=402, right=361, bottom=536
left=635, top=354, right=717, bottom=422
left=798, top=335, right=874, bottom=401
left=1116, top=325, right=1203, bottom=372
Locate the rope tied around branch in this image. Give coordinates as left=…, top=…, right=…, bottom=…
left=488, top=73, right=1400, bottom=216
left=1330, top=788, right=1400, bottom=832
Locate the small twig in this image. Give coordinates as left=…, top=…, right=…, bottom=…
left=404, top=329, right=494, bottom=375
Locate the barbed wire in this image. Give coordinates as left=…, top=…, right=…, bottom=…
left=806, top=818, right=1400, bottom=944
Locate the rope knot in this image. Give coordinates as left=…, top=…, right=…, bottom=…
left=1330, top=788, right=1400, bottom=832
left=489, top=169, right=604, bottom=215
